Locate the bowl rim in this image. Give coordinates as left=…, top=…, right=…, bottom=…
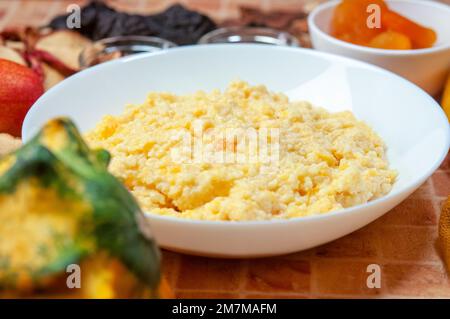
left=23, top=44, right=450, bottom=226
left=308, top=0, right=450, bottom=56
left=197, top=26, right=300, bottom=47
left=79, top=35, right=178, bottom=69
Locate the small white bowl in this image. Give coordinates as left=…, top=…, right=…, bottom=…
left=22, top=45, right=450, bottom=257
left=308, top=0, right=450, bottom=96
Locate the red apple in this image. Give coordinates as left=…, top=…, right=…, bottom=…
left=0, top=58, right=44, bottom=137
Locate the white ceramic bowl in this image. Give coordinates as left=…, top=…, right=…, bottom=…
left=22, top=45, right=450, bottom=257
left=308, top=0, right=450, bottom=96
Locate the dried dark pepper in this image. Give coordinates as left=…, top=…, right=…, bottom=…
left=49, top=1, right=217, bottom=45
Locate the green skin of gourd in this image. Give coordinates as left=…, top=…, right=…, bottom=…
left=0, top=118, right=160, bottom=293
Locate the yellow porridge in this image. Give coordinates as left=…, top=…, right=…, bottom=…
left=85, top=81, right=396, bottom=221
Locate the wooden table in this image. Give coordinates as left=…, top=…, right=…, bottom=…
left=1, top=0, right=449, bottom=298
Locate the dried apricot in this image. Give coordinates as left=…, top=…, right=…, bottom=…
left=331, top=0, right=387, bottom=45
left=381, top=10, right=436, bottom=49
left=331, top=0, right=436, bottom=50
left=368, top=31, right=412, bottom=50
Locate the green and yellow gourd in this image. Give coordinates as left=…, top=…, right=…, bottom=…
left=0, top=118, right=164, bottom=298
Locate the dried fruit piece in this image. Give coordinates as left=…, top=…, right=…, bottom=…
left=1, top=27, right=41, bottom=50
left=331, top=0, right=436, bottom=49
left=331, top=0, right=387, bottom=45
left=4, top=40, right=26, bottom=53
left=368, top=31, right=412, bottom=50
left=29, top=49, right=75, bottom=76
left=41, top=62, right=65, bottom=91
left=0, top=27, right=88, bottom=91
left=0, top=46, right=26, bottom=65
left=381, top=10, right=436, bottom=49
left=49, top=2, right=217, bottom=45
left=35, top=30, right=92, bottom=72
left=0, top=133, right=21, bottom=156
